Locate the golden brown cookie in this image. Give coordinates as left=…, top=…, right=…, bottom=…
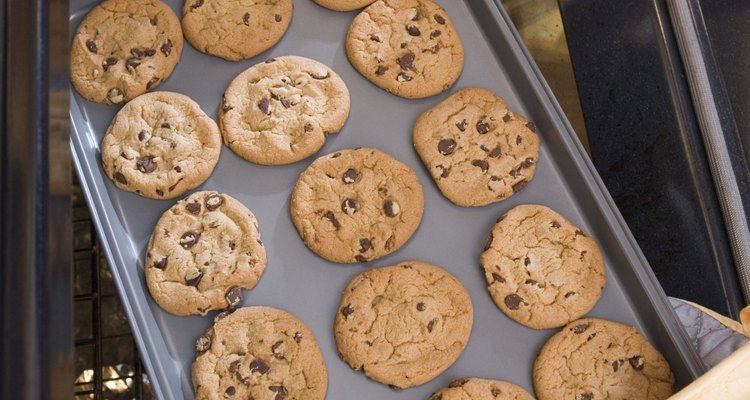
left=334, top=261, right=473, bottom=388
left=428, top=378, right=534, bottom=400
left=533, top=318, right=675, bottom=400
left=101, top=91, right=221, bottom=199
left=346, top=0, right=464, bottom=99
left=192, top=306, right=327, bottom=400
left=480, top=205, right=606, bottom=329
left=312, top=0, right=376, bottom=11
left=413, top=88, right=541, bottom=206
left=71, top=0, right=183, bottom=104
left=145, top=191, right=267, bottom=316
left=220, top=56, right=351, bottom=165
left=290, top=148, right=424, bottom=263
left=181, top=0, right=292, bottom=61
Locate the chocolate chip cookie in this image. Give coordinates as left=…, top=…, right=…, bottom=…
left=192, top=306, right=327, bottom=400
left=334, top=261, right=473, bottom=388
left=101, top=91, right=221, bottom=199
left=480, top=205, right=606, bottom=329
left=533, top=318, right=675, bottom=400
left=221, top=56, right=351, bottom=165
left=428, top=378, right=534, bottom=400
left=312, top=0, right=376, bottom=11
left=290, top=148, right=424, bottom=263
left=145, top=191, right=267, bottom=316
left=182, top=0, right=292, bottom=61
left=413, top=88, right=541, bottom=206
left=71, top=0, right=183, bottom=104
left=346, top=0, right=464, bottom=99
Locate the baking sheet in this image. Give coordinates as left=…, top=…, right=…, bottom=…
left=69, top=0, right=705, bottom=398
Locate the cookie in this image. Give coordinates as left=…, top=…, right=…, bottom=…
left=428, top=378, right=534, bottom=400
left=145, top=191, right=267, bottom=316
left=182, top=0, right=292, bottom=61
left=413, top=88, right=541, bottom=206
left=70, top=0, right=183, bottom=104
left=480, top=205, right=606, bottom=329
left=192, top=306, right=327, bottom=400
left=533, top=318, right=675, bottom=400
left=346, top=0, right=464, bottom=99
left=290, top=148, right=424, bottom=263
left=312, top=0, right=376, bottom=12
left=335, top=261, right=473, bottom=388
left=220, top=56, right=351, bottom=165
left=101, top=91, right=221, bottom=199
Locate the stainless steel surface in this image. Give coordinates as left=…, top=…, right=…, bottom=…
left=70, top=0, right=703, bottom=399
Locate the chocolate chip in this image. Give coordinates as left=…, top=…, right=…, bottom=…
left=144, top=48, right=157, bottom=57
left=629, top=356, right=644, bottom=370
left=488, top=147, right=501, bottom=158
left=154, top=257, right=168, bottom=269
left=551, top=220, right=561, bottom=228
left=256, top=98, right=271, bottom=115
left=383, top=200, right=400, bottom=217
left=226, top=287, right=242, bottom=308
left=160, top=40, right=173, bottom=56
left=512, top=179, right=528, bottom=193
left=423, top=44, right=440, bottom=54
left=341, top=304, right=354, bottom=318
left=146, top=77, right=160, bottom=90
left=102, top=57, right=118, bottom=71
left=269, top=385, right=286, bottom=400
left=324, top=211, right=340, bottom=229
left=575, top=229, right=586, bottom=236
left=136, top=156, right=156, bottom=173
left=214, top=310, right=233, bottom=323
left=491, top=388, right=501, bottom=396
left=612, top=359, right=624, bottom=372
left=249, top=359, right=269, bottom=375
left=274, top=14, right=282, bottom=22
left=385, top=235, right=395, bottom=250
left=195, top=334, right=211, bottom=352
left=359, top=238, right=372, bottom=253
left=271, top=341, right=284, bottom=359
left=504, top=294, right=524, bottom=310
left=476, top=120, right=490, bottom=134
left=503, top=113, right=512, bottom=123
left=397, top=72, right=413, bottom=82
left=491, top=273, right=505, bottom=283
left=434, top=14, right=446, bottom=24
left=456, top=119, right=467, bottom=131
left=186, top=202, right=201, bottom=215
left=406, top=25, right=421, bottom=36
left=427, top=318, right=436, bottom=332
left=524, top=257, right=531, bottom=266
left=279, top=97, right=291, bottom=108
left=174, top=166, right=182, bottom=173
left=525, top=279, right=542, bottom=287
left=521, top=158, right=534, bottom=169
left=397, top=52, right=416, bottom=71
left=342, top=168, right=359, bottom=184
left=129, top=48, right=144, bottom=59
left=565, top=291, right=576, bottom=298
left=578, top=392, right=593, bottom=400
left=186, top=270, right=203, bottom=287
left=113, top=171, right=127, bottom=185
left=516, top=136, right=523, bottom=147
left=437, top=164, right=450, bottom=178
left=449, top=378, right=468, bottom=388
left=304, top=123, right=313, bottom=132
left=341, top=198, right=358, bottom=215
left=572, top=323, right=589, bottom=334
left=375, top=65, right=388, bottom=76
left=355, top=255, right=368, bottom=263
left=471, top=159, right=489, bottom=173
left=401, top=42, right=408, bottom=48
left=490, top=175, right=500, bottom=182
left=243, top=12, right=250, bottom=26
left=107, top=88, right=124, bottom=104
left=370, top=34, right=381, bottom=42
left=224, top=386, right=235, bottom=398
left=155, top=189, right=164, bottom=197
left=150, top=16, right=158, bottom=25
left=438, top=138, right=456, bottom=155
left=293, top=332, right=302, bottom=343
left=205, top=194, right=224, bottom=210
left=180, top=231, right=199, bottom=249
left=411, top=8, right=421, bottom=20
left=430, top=30, right=442, bottom=39
left=526, top=121, right=536, bottom=132
left=136, top=131, right=146, bottom=142
left=429, top=394, right=443, bottom=400
left=265, top=58, right=276, bottom=63
left=484, top=232, right=494, bottom=251
left=416, top=302, right=425, bottom=311
left=86, top=39, right=97, bottom=53
left=190, top=0, right=204, bottom=8
left=228, top=359, right=241, bottom=374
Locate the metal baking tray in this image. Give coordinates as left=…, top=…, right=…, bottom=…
left=69, top=0, right=706, bottom=398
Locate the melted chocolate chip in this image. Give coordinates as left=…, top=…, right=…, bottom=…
left=430, top=30, right=442, bottom=39
left=249, top=359, right=269, bottom=375
left=103, top=57, right=118, bottom=71
left=416, top=302, right=426, bottom=311
left=136, top=156, right=156, bottom=173
left=114, top=171, right=127, bottom=185
left=226, top=287, right=242, bottom=308
left=269, top=385, right=286, bottom=400
left=205, top=194, right=224, bottom=210
left=144, top=48, right=157, bottom=57
left=456, top=119, right=467, bottom=131
left=150, top=16, right=158, bottom=25
left=512, top=179, right=528, bottom=193
left=407, top=25, right=421, bottom=36
left=274, top=14, right=282, bottom=22
left=355, top=255, right=368, bottom=263
left=397, top=53, right=416, bottom=71
left=137, top=130, right=147, bottom=141
left=341, top=198, right=358, bottom=215
left=612, top=359, right=625, bottom=372
left=383, top=200, right=400, bottom=217
left=488, top=147, right=501, bottom=158
left=186, top=202, right=201, bottom=215
left=516, top=135, right=523, bottom=145
left=492, top=388, right=501, bottom=396
left=304, top=123, right=313, bottom=132
left=471, top=159, right=489, bottom=173
left=572, top=323, right=590, bottom=334
left=271, top=341, right=284, bottom=359
left=578, top=392, right=593, bottom=400
left=191, top=0, right=203, bottom=9
left=504, top=294, right=524, bottom=310
left=224, top=386, right=235, bottom=398
left=294, top=332, right=302, bottom=343
left=174, top=166, right=182, bottom=173
left=180, top=231, right=199, bottom=249
left=375, top=65, right=388, bottom=76
left=550, top=220, right=562, bottom=228
left=359, top=238, right=372, bottom=253
left=449, top=379, right=468, bottom=388
left=397, top=72, right=413, bottom=82
left=160, top=40, right=173, bottom=56
left=385, top=235, right=395, bottom=250
left=438, top=138, right=457, bottom=155
left=437, top=164, right=451, bottom=178
left=629, top=356, right=644, bottom=370
left=434, top=14, right=446, bottom=24
left=343, top=168, right=359, bottom=183
left=526, top=121, right=536, bottom=132
left=341, top=304, right=354, bottom=318
left=195, top=334, right=211, bottom=352
left=564, top=291, right=576, bottom=298
left=228, top=359, right=241, bottom=373
left=427, top=318, right=436, bottom=332
left=86, top=39, right=97, bottom=53
left=324, top=211, right=340, bottom=229
left=476, top=120, right=490, bottom=134
left=524, top=257, right=531, bottom=266
left=258, top=98, right=271, bottom=115
left=155, top=189, right=164, bottom=197
left=491, top=273, right=505, bottom=283
left=154, top=257, right=168, bottom=270
left=185, top=270, right=203, bottom=287
left=243, top=12, right=250, bottom=26
left=146, top=77, right=160, bottom=90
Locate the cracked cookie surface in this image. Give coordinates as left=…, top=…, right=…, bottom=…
left=192, top=306, right=327, bottom=400
left=290, top=148, right=424, bottom=263
left=145, top=191, right=267, bottom=316
left=313, top=0, right=376, bottom=11
left=346, top=0, right=464, bottom=99
left=413, top=88, right=541, bottom=206
left=480, top=205, right=606, bottom=329
left=533, top=318, right=675, bottom=400
left=101, top=91, right=221, bottom=199
left=71, top=0, right=183, bottom=104
left=334, top=261, right=473, bottom=388
left=221, top=56, right=351, bottom=165
left=428, top=377, right=534, bottom=400
left=182, top=0, right=292, bottom=61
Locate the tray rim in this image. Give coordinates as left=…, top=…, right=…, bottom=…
left=68, top=1, right=706, bottom=399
